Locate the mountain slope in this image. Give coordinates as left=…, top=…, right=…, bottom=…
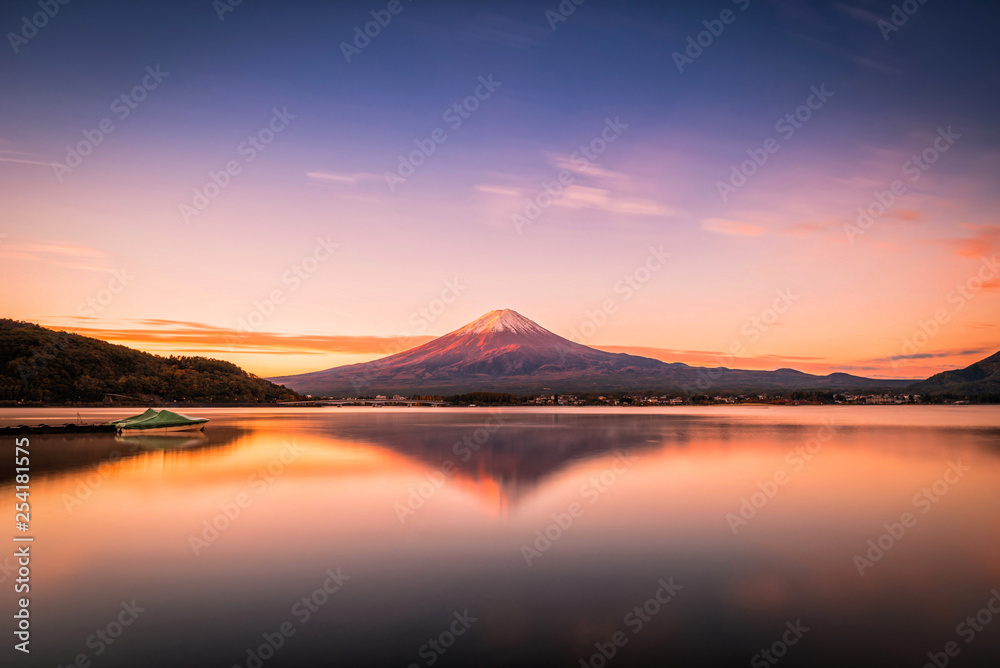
left=270, top=309, right=910, bottom=396
left=0, top=320, right=301, bottom=404
left=908, top=350, right=1000, bottom=397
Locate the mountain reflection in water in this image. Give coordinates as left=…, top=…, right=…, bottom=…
left=2, top=406, right=999, bottom=668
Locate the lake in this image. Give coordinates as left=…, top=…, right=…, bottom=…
left=2, top=406, right=999, bottom=667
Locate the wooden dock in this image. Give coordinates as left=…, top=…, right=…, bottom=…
left=0, top=423, right=118, bottom=435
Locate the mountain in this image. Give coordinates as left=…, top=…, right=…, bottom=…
left=269, top=309, right=910, bottom=396
left=908, top=350, right=1000, bottom=398
left=0, top=320, right=300, bottom=404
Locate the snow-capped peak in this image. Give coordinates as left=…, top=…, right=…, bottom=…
left=456, top=309, right=550, bottom=336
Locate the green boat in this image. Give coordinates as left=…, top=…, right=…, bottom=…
left=110, top=408, right=208, bottom=433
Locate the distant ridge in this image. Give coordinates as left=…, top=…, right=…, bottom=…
left=908, top=350, right=1000, bottom=398
left=269, top=309, right=911, bottom=396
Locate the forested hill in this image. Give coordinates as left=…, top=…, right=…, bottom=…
left=0, top=320, right=301, bottom=404
left=908, top=350, right=1000, bottom=399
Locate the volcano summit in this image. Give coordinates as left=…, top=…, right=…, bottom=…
left=269, top=309, right=908, bottom=397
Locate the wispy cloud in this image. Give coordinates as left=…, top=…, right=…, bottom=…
left=702, top=218, right=767, bottom=237
left=475, top=184, right=521, bottom=197
left=455, top=12, right=549, bottom=49
left=305, top=171, right=381, bottom=185
left=410, top=12, right=548, bottom=50
left=782, top=220, right=834, bottom=237
left=891, top=208, right=923, bottom=222
left=480, top=154, right=675, bottom=219
left=0, top=157, right=54, bottom=167
left=547, top=153, right=629, bottom=180
left=868, top=347, right=993, bottom=363
left=549, top=186, right=673, bottom=216
left=554, top=185, right=609, bottom=207
left=0, top=147, right=55, bottom=167
left=596, top=345, right=829, bottom=371
left=831, top=2, right=883, bottom=24
left=0, top=242, right=111, bottom=272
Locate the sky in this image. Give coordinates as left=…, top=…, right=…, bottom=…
left=1, top=0, right=998, bottom=380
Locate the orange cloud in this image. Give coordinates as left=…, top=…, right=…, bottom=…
left=953, top=224, right=1000, bottom=258
left=50, top=319, right=435, bottom=356
left=784, top=221, right=828, bottom=236
left=890, top=208, right=922, bottom=221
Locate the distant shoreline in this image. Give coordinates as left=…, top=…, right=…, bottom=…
left=1, top=401, right=995, bottom=409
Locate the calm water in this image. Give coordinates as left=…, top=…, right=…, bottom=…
left=1, top=406, right=999, bottom=667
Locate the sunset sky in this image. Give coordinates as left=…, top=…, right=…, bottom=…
left=2, top=0, right=998, bottom=379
